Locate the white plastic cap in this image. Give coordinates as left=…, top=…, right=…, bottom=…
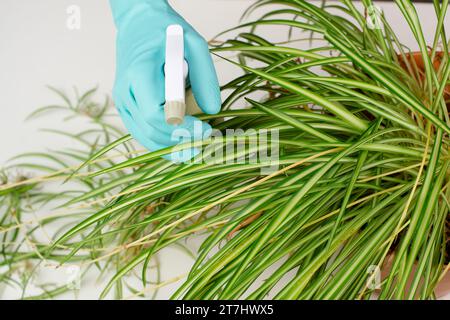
left=164, top=101, right=185, bottom=125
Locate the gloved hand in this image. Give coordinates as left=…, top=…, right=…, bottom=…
left=109, top=0, right=221, bottom=162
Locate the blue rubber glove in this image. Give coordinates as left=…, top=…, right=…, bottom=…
left=109, top=0, right=221, bottom=162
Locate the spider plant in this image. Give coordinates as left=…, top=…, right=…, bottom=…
left=0, top=87, right=144, bottom=298
left=1, top=0, right=450, bottom=299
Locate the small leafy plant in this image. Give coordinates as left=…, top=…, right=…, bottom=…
left=1, top=0, right=449, bottom=299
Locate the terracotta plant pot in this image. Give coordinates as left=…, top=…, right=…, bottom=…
left=389, top=51, right=450, bottom=298
left=380, top=254, right=450, bottom=299
left=378, top=212, right=450, bottom=298
left=397, top=51, right=450, bottom=110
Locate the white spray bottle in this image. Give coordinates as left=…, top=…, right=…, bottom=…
left=164, top=24, right=201, bottom=125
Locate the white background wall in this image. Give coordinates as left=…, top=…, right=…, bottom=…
left=1, top=0, right=448, bottom=163
left=0, top=0, right=449, bottom=299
